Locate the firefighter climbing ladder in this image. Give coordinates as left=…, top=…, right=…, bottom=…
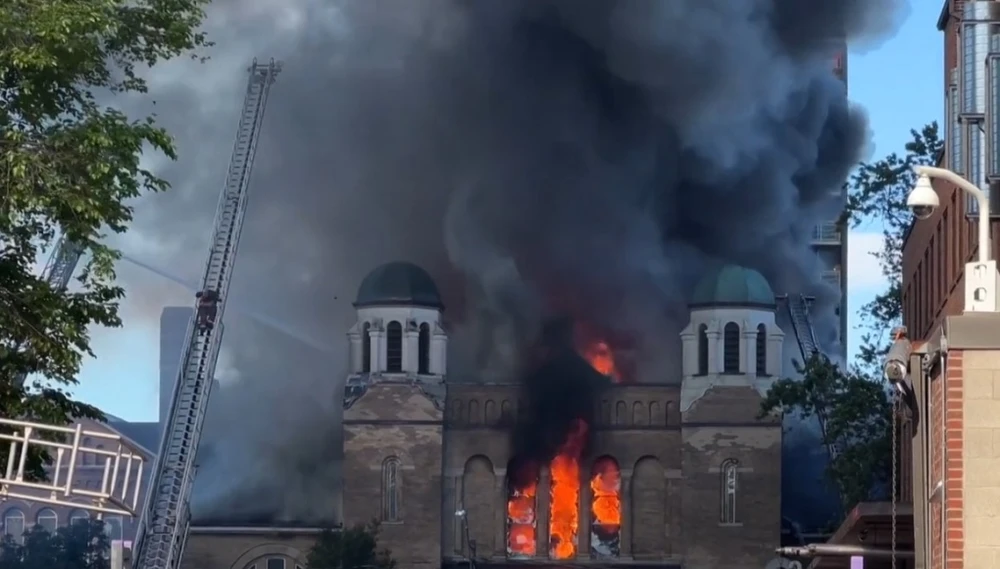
left=130, top=58, right=281, bottom=569
left=0, top=58, right=280, bottom=569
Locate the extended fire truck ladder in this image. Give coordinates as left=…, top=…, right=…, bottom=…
left=783, top=294, right=819, bottom=361
left=129, top=58, right=281, bottom=569
left=11, top=236, right=84, bottom=389
left=779, top=294, right=842, bottom=460
left=0, top=60, right=279, bottom=568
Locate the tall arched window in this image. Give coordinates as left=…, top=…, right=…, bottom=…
left=697, top=324, right=709, bottom=375
left=723, top=322, right=740, bottom=374
left=362, top=322, right=372, bottom=373
left=755, top=324, right=767, bottom=376
left=35, top=509, right=57, bottom=533
left=381, top=456, right=402, bottom=522
left=418, top=323, right=430, bottom=374
left=720, top=459, right=739, bottom=524
left=68, top=509, right=89, bottom=526
left=3, top=508, right=24, bottom=543
left=386, top=321, right=403, bottom=373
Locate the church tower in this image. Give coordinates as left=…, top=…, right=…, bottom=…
left=341, top=261, right=447, bottom=569
left=678, top=265, right=785, bottom=569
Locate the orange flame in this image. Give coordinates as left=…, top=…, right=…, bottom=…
left=507, top=468, right=537, bottom=557
left=590, top=458, right=621, bottom=526
left=582, top=341, right=620, bottom=382
left=549, top=420, right=587, bottom=559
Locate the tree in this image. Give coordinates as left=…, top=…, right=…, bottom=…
left=845, top=123, right=942, bottom=373
left=306, top=522, right=396, bottom=569
left=761, top=354, right=893, bottom=511
left=0, top=518, right=110, bottom=569
left=761, top=123, right=943, bottom=516
left=0, top=0, right=210, bottom=478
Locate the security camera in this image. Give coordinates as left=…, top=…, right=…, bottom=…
left=884, top=330, right=912, bottom=385
left=907, top=174, right=940, bottom=220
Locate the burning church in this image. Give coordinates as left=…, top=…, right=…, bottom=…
left=334, top=260, right=783, bottom=569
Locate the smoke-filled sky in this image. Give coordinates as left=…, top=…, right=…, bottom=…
left=65, top=0, right=918, bottom=524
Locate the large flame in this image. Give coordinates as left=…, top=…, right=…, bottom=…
left=507, top=463, right=538, bottom=557
left=590, top=458, right=621, bottom=526
left=581, top=340, right=620, bottom=382
left=549, top=420, right=586, bottom=559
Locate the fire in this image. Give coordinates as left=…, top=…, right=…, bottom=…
left=549, top=420, right=587, bottom=560
left=590, top=457, right=622, bottom=557
left=582, top=340, right=620, bottom=382
left=590, top=458, right=621, bottom=525
left=507, top=463, right=538, bottom=557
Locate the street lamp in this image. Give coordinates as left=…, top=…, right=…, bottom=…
left=909, top=166, right=998, bottom=312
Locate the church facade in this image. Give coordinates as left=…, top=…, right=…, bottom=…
left=340, top=262, right=785, bottom=569
left=180, top=261, right=787, bottom=569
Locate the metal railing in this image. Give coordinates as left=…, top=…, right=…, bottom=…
left=821, top=269, right=842, bottom=288
left=811, top=222, right=842, bottom=245
left=0, top=418, right=145, bottom=517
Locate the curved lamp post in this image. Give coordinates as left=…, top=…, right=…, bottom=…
left=910, top=166, right=998, bottom=312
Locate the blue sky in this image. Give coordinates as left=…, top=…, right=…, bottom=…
left=71, top=0, right=945, bottom=422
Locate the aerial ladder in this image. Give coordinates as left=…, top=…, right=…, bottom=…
left=778, top=294, right=842, bottom=460
left=0, top=58, right=280, bottom=569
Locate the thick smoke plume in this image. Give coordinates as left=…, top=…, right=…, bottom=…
left=103, top=0, right=902, bottom=524
left=510, top=319, right=611, bottom=465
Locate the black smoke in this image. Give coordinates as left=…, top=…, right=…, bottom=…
left=98, top=0, right=902, bottom=525
left=511, top=319, right=611, bottom=466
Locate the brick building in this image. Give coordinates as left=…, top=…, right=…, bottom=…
left=180, top=261, right=787, bottom=569
left=893, top=3, right=1000, bottom=569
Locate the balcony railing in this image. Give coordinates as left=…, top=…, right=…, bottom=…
left=822, top=269, right=842, bottom=288
left=812, top=222, right=842, bottom=245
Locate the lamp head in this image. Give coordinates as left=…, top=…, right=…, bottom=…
left=907, top=174, right=940, bottom=220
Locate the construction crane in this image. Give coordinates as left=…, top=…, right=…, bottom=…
left=10, top=236, right=85, bottom=389
left=130, top=57, right=281, bottom=569
left=0, top=58, right=280, bottom=569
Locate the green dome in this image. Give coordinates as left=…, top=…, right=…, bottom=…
left=690, top=265, right=776, bottom=308
left=355, top=261, right=443, bottom=309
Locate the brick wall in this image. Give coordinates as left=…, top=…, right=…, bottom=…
left=961, top=350, right=1000, bottom=568
left=945, top=350, right=964, bottom=569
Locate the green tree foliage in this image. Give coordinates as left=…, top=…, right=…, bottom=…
left=0, top=518, right=110, bottom=569
left=845, top=123, right=943, bottom=372
left=761, top=354, right=893, bottom=510
left=307, top=522, right=396, bottom=569
left=0, top=0, right=210, bottom=478
left=761, top=123, right=942, bottom=515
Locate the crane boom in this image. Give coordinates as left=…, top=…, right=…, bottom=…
left=130, top=59, right=281, bottom=569
left=11, top=236, right=85, bottom=389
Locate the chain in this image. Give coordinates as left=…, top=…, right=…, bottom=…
left=891, top=392, right=899, bottom=569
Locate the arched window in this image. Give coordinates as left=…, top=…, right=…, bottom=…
left=755, top=324, right=767, bottom=376
left=381, top=457, right=402, bottom=522
left=35, top=509, right=57, bottom=533
left=720, top=459, right=739, bottom=524
left=723, top=322, right=740, bottom=374
left=697, top=324, right=708, bottom=375
left=362, top=322, right=372, bottom=373
left=68, top=509, right=90, bottom=526
left=3, top=508, right=24, bottom=543
left=386, top=321, right=403, bottom=372
left=590, top=456, right=621, bottom=557
left=418, top=323, right=430, bottom=374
